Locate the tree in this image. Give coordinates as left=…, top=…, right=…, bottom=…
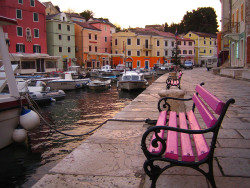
left=80, top=10, right=94, bottom=21
left=165, top=7, right=218, bottom=34
left=171, top=40, right=181, bottom=67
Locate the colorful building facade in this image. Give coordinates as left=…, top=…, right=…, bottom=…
left=111, top=29, right=176, bottom=70
left=46, top=12, right=76, bottom=71
left=184, top=31, right=217, bottom=66
left=176, top=37, right=195, bottom=64
left=0, top=0, right=59, bottom=74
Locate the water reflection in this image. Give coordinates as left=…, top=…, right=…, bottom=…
left=0, top=76, right=158, bottom=187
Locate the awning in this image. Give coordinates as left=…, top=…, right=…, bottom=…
left=9, top=53, right=60, bottom=60
left=224, top=33, right=240, bottom=41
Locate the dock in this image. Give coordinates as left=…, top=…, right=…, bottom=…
left=33, top=68, right=250, bottom=188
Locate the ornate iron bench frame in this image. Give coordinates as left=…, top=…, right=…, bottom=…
left=141, top=83, right=235, bottom=188
left=166, top=71, right=183, bottom=89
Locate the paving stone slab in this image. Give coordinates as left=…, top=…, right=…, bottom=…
left=217, top=138, right=250, bottom=148
left=238, top=130, right=250, bottom=139
left=33, top=174, right=142, bottom=188
left=215, top=148, right=250, bottom=158
left=215, top=176, right=250, bottom=188
left=50, top=143, right=145, bottom=177
left=217, top=157, right=250, bottom=177
left=143, top=174, right=209, bottom=188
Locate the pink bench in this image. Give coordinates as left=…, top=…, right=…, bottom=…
left=166, top=71, right=183, bottom=89
left=141, top=83, right=235, bottom=188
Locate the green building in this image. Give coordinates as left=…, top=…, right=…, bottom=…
left=46, top=12, right=76, bottom=71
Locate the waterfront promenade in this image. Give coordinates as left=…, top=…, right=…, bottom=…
left=33, top=68, right=250, bottom=188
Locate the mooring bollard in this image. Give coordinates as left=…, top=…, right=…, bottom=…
left=158, top=88, right=186, bottom=112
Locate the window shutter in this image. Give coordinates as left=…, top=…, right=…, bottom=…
left=23, top=45, right=25, bottom=53
left=16, top=44, right=18, bottom=52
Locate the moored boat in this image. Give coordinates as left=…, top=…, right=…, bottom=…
left=117, top=71, right=148, bottom=91
left=87, top=79, right=111, bottom=90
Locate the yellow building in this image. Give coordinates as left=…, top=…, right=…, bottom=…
left=112, top=29, right=175, bottom=69
left=184, top=32, right=217, bottom=66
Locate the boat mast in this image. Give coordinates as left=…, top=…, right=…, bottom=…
left=0, top=19, right=19, bottom=97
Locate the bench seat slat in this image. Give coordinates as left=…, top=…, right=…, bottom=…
left=196, top=85, right=225, bottom=115
left=149, top=111, right=167, bottom=153
left=179, top=112, right=195, bottom=162
left=193, top=94, right=217, bottom=128
left=187, top=110, right=209, bottom=161
left=165, top=111, right=178, bottom=160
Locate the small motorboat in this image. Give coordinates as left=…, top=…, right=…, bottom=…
left=117, top=71, right=148, bottom=91
left=87, top=79, right=111, bottom=90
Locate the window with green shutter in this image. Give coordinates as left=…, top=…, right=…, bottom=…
left=30, top=0, right=35, bottom=7
left=17, top=27, right=23, bottom=36
left=34, top=29, right=39, bottom=38
left=33, top=13, right=38, bottom=22
left=16, top=9, right=22, bottom=19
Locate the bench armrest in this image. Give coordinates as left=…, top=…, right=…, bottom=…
left=158, top=97, right=192, bottom=112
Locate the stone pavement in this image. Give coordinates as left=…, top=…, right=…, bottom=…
left=32, top=68, right=250, bottom=188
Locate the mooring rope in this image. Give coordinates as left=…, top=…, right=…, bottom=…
left=23, top=94, right=148, bottom=137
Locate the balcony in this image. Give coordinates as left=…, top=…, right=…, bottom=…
left=222, top=22, right=240, bottom=34
left=143, top=45, right=153, bottom=51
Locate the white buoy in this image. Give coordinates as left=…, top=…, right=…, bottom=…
left=12, top=128, right=27, bottom=143
left=20, top=108, right=40, bottom=131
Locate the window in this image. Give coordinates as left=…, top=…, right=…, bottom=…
left=157, top=51, right=160, bottom=56
left=115, top=50, right=118, bottom=54
left=30, top=0, right=35, bottom=6
left=137, top=60, right=140, bottom=67
left=172, top=42, right=174, bottom=47
left=16, top=44, right=25, bottom=52
left=68, top=47, right=71, bottom=53
left=127, top=50, right=131, bottom=56
left=33, top=13, right=38, bottom=22
left=34, top=29, right=39, bottom=38
left=165, top=41, right=168, bottom=46
left=146, top=51, right=149, bottom=57
left=67, top=36, right=70, bottom=41
left=189, top=42, right=192, bottom=46
left=105, top=36, right=107, bottom=42
left=177, top=41, right=181, bottom=45
left=184, top=41, right=186, bottom=45
left=59, top=47, right=62, bottom=52
left=204, top=40, right=206, bottom=45
left=67, top=25, right=70, bottom=31
left=16, top=9, right=22, bottom=19
left=33, top=45, right=41, bottom=53
left=89, top=46, right=92, bottom=51
left=189, top=33, right=191, bottom=37
left=127, top=38, right=131, bottom=45
left=18, top=0, right=23, bottom=4
left=189, top=50, right=193, bottom=54
left=58, top=24, right=61, bottom=30
left=157, top=40, right=160, bottom=46
left=46, top=61, right=56, bottom=68
left=89, top=33, right=91, bottom=39
left=183, top=50, right=187, bottom=54
left=177, top=50, right=181, bottom=54
left=137, top=38, right=140, bottom=45
left=17, top=27, right=23, bottom=36
left=115, top=39, right=118, bottom=45
left=204, top=49, right=206, bottom=53
left=22, top=61, right=35, bottom=69
left=241, top=4, right=244, bottom=21
left=105, top=48, right=107, bottom=53
left=137, top=50, right=140, bottom=56
left=95, top=46, right=97, bottom=52
left=165, top=50, right=168, bottom=56
left=95, top=34, right=97, bottom=40
left=58, top=35, right=62, bottom=40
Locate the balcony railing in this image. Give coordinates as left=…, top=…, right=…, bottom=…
left=143, top=45, right=153, bottom=50
left=222, top=22, right=240, bottom=34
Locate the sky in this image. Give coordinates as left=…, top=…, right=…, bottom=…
left=40, top=0, right=222, bottom=30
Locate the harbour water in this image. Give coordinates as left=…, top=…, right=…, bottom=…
left=0, top=76, right=158, bottom=187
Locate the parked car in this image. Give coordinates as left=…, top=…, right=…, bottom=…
left=183, top=61, right=193, bottom=69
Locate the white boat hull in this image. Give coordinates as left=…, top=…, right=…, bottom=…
left=118, top=81, right=148, bottom=91
left=48, top=79, right=90, bottom=91
left=0, top=97, right=22, bottom=149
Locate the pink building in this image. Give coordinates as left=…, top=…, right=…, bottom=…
left=0, top=0, right=59, bottom=74
left=176, top=36, right=195, bottom=64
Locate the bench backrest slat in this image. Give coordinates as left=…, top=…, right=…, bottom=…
left=195, top=85, right=225, bottom=115
left=187, top=110, right=210, bottom=161
left=149, top=111, right=167, bottom=153
left=193, top=94, right=217, bottom=128
left=164, top=111, right=178, bottom=160
left=179, top=112, right=195, bottom=162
